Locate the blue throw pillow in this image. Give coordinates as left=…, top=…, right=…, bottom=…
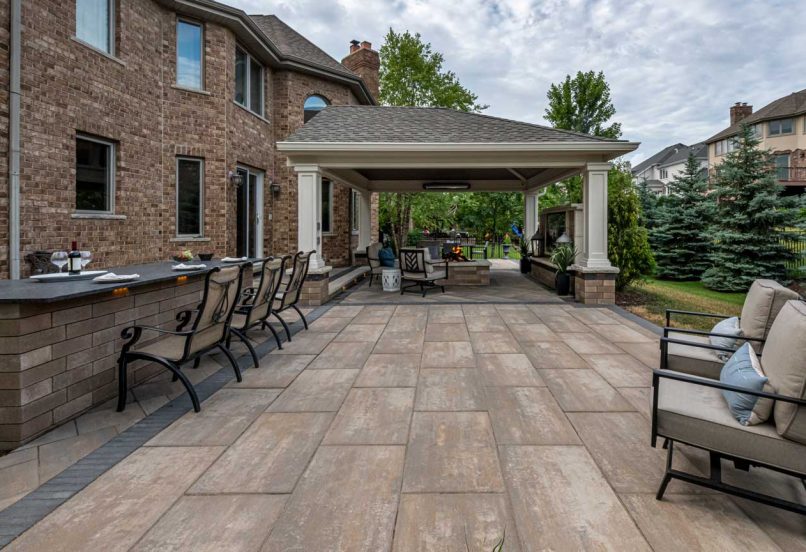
left=719, top=343, right=773, bottom=425
left=378, top=247, right=395, bottom=267
left=709, top=317, right=742, bottom=360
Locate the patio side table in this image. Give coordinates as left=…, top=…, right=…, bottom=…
left=382, top=268, right=401, bottom=292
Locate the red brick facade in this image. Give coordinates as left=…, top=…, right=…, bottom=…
left=0, top=0, right=376, bottom=278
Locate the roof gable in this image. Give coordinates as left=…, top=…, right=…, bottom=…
left=631, top=143, right=686, bottom=174
left=706, top=88, right=806, bottom=143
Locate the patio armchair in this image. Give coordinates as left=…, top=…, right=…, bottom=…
left=469, top=240, right=489, bottom=259
left=228, top=256, right=287, bottom=365
left=366, top=242, right=383, bottom=286
left=652, top=299, right=806, bottom=514
left=399, top=247, right=448, bottom=297
left=273, top=250, right=313, bottom=341
left=116, top=264, right=248, bottom=413
left=661, top=279, right=801, bottom=379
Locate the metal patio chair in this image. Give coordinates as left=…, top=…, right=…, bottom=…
left=228, top=256, right=287, bottom=363
left=399, top=247, right=448, bottom=297
left=116, top=264, right=248, bottom=413
left=273, top=250, right=313, bottom=341
left=366, top=242, right=383, bottom=286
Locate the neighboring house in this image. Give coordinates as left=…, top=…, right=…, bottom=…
left=705, top=90, right=806, bottom=195
left=0, top=0, right=380, bottom=278
left=631, top=143, right=708, bottom=195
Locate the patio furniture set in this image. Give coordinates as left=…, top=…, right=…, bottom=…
left=115, top=251, right=313, bottom=413
left=366, top=244, right=452, bottom=297
left=652, top=279, right=806, bottom=514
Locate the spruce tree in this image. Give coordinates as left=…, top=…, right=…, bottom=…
left=701, top=124, right=800, bottom=292
left=636, top=178, right=659, bottom=229
left=650, top=154, right=714, bottom=280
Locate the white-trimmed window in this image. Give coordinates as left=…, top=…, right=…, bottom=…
left=321, top=179, right=333, bottom=234
left=714, top=138, right=736, bottom=156
left=304, top=95, right=329, bottom=123
left=176, top=19, right=203, bottom=90
left=76, top=0, right=114, bottom=54
left=176, top=158, right=204, bottom=237
left=76, top=134, right=115, bottom=213
left=659, top=168, right=668, bottom=179
left=768, top=118, right=793, bottom=136
left=235, top=46, right=264, bottom=116
left=351, top=189, right=359, bottom=234
left=774, top=154, right=790, bottom=181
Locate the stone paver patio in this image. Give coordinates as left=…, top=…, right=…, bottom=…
left=0, top=269, right=804, bottom=550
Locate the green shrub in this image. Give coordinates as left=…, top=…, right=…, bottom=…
left=406, top=229, right=423, bottom=246
left=608, top=165, right=654, bottom=290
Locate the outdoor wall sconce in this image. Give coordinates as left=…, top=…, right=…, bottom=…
left=269, top=179, right=281, bottom=196
left=422, top=182, right=471, bottom=191
left=228, top=171, right=243, bottom=187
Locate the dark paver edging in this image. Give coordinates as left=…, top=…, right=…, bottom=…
left=0, top=304, right=334, bottom=548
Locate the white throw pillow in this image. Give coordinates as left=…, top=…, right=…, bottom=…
left=709, top=317, right=742, bottom=360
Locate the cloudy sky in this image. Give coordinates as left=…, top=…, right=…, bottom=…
left=228, top=0, right=806, bottom=164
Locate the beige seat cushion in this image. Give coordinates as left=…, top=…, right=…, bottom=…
left=135, top=335, right=187, bottom=362
left=402, top=270, right=446, bottom=281
left=740, top=280, right=801, bottom=349
left=665, top=331, right=724, bottom=379
left=230, top=312, right=247, bottom=331
left=657, top=374, right=806, bottom=474
left=761, top=300, right=806, bottom=443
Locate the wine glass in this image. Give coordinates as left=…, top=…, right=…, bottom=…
left=80, top=251, right=92, bottom=269
left=50, top=251, right=68, bottom=273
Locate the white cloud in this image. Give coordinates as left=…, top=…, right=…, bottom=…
left=227, top=0, right=806, bottom=164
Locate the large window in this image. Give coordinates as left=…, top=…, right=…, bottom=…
left=235, top=47, right=264, bottom=116
left=321, top=180, right=333, bottom=234
left=659, top=168, right=668, bottom=179
left=714, top=138, right=737, bottom=156
left=76, top=135, right=114, bottom=213
left=176, top=20, right=203, bottom=89
left=775, top=154, right=790, bottom=181
left=768, top=118, right=793, bottom=136
left=176, top=158, right=203, bottom=236
left=76, top=0, right=114, bottom=54
left=304, top=95, right=329, bottom=123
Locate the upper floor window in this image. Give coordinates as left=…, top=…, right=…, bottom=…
left=768, top=118, right=793, bottom=136
left=659, top=168, right=668, bottom=179
left=176, top=20, right=203, bottom=90
left=235, top=47, right=264, bottom=117
left=76, top=0, right=114, bottom=54
left=714, top=138, right=736, bottom=156
left=176, top=158, right=203, bottom=237
left=774, top=154, right=790, bottom=181
left=76, top=134, right=115, bottom=213
left=304, top=95, right=329, bottom=123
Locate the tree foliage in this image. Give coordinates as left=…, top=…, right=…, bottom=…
left=635, top=178, right=659, bottom=229
left=701, top=125, right=802, bottom=291
left=650, top=154, right=715, bottom=280
left=608, top=164, right=655, bottom=290
left=544, top=70, right=622, bottom=139
left=455, top=193, right=524, bottom=240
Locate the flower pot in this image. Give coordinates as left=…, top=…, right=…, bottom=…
left=519, top=257, right=531, bottom=274
left=502, top=244, right=511, bottom=259
left=555, top=272, right=571, bottom=296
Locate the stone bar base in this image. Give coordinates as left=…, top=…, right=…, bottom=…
left=443, top=260, right=491, bottom=286
left=298, top=266, right=331, bottom=306
left=572, top=266, right=618, bottom=304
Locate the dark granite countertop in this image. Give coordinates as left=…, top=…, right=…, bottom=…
left=0, top=259, right=258, bottom=303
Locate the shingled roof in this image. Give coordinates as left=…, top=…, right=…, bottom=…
left=631, top=143, right=686, bottom=174
left=283, top=106, right=626, bottom=144
left=706, top=89, right=806, bottom=143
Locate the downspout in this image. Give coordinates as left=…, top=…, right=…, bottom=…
left=8, top=0, right=21, bottom=279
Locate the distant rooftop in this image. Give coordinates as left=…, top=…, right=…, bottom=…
left=706, top=88, right=806, bottom=143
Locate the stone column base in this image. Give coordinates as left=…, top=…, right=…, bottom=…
left=571, top=265, right=619, bottom=304
left=298, top=266, right=331, bottom=306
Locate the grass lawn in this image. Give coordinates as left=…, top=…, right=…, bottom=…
left=617, top=278, right=746, bottom=330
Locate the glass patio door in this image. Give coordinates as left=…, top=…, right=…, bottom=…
left=236, top=166, right=264, bottom=258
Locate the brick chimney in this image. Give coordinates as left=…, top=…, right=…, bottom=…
left=341, top=40, right=380, bottom=102
left=730, top=102, right=752, bottom=125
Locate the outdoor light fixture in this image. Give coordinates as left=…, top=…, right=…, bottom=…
left=530, top=230, right=543, bottom=257
left=556, top=231, right=572, bottom=244
left=228, top=171, right=243, bottom=187
left=422, top=182, right=471, bottom=191
left=269, top=179, right=281, bottom=196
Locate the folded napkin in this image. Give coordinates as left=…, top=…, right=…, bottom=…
left=172, top=263, right=206, bottom=270
left=221, top=257, right=247, bottom=262
left=93, top=272, right=140, bottom=282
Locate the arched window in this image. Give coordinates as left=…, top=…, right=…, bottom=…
left=304, top=95, right=329, bottom=123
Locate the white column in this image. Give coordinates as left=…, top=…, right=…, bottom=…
left=578, top=162, right=612, bottom=268
left=355, top=189, right=372, bottom=252
left=524, top=191, right=538, bottom=247
left=296, top=165, right=325, bottom=269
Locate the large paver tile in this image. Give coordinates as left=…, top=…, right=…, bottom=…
left=270, top=332, right=336, bottom=355
left=386, top=315, right=427, bottom=332
left=462, top=304, right=500, bottom=317
left=190, top=412, right=332, bottom=494
left=425, top=323, right=469, bottom=341
left=421, top=341, right=475, bottom=368
left=495, top=305, right=541, bottom=324
left=320, top=305, right=363, bottom=318
left=375, top=328, right=425, bottom=354
left=334, top=323, right=385, bottom=343
left=307, top=316, right=352, bottom=333
left=392, top=494, right=519, bottom=552
left=561, top=332, right=624, bottom=354
left=486, top=387, right=579, bottom=445
left=352, top=305, right=396, bottom=324
left=508, top=323, right=560, bottom=342
left=227, top=354, right=314, bottom=388
left=500, top=445, right=649, bottom=551
left=469, top=330, right=521, bottom=353
left=133, top=494, right=286, bottom=552
left=567, top=412, right=704, bottom=493
left=541, top=315, right=589, bottom=333
left=427, top=306, right=465, bottom=324
left=621, top=494, right=780, bottom=552
left=734, top=499, right=806, bottom=551
left=589, top=323, right=654, bottom=343
left=465, top=315, right=505, bottom=332
left=541, top=369, right=633, bottom=412
left=308, top=341, right=375, bottom=369
left=568, top=308, right=621, bottom=325
left=38, top=427, right=117, bottom=483
left=324, top=388, right=414, bottom=445
left=75, top=400, right=146, bottom=434
left=618, top=387, right=651, bottom=418
left=616, top=341, right=660, bottom=369
left=355, top=353, right=420, bottom=387
left=477, top=353, right=543, bottom=386
left=521, top=341, right=588, bottom=369
left=395, top=305, right=429, bottom=317
left=403, top=412, right=504, bottom=493
left=267, top=369, right=357, bottom=412
left=415, top=369, right=485, bottom=411
left=146, top=389, right=281, bottom=446
left=5, top=446, right=222, bottom=552
left=582, top=353, right=652, bottom=387
left=0, top=449, right=38, bottom=504
left=262, top=445, right=404, bottom=552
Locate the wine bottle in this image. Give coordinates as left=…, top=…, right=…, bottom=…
left=68, top=241, right=82, bottom=275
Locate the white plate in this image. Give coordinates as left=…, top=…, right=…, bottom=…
left=172, top=265, right=206, bottom=271
left=30, top=270, right=108, bottom=282
left=221, top=257, right=247, bottom=263
left=93, top=275, right=140, bottom=283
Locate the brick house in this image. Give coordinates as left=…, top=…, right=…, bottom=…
left=0, top=0, right=380, bottom=279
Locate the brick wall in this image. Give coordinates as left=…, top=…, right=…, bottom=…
left=0, top=0, right=9, bottom=278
